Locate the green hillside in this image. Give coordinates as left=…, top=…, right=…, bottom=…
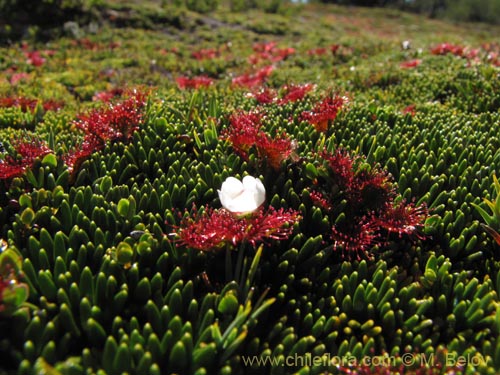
left=1, top=2, right=500, bottom=374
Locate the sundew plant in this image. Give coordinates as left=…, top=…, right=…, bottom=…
left=0, top=1, right=500, bottom=374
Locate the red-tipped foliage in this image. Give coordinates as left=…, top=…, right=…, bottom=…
left=232, top=65, right=274, bottom=88
left=63, top=135, right=103, bottom=176
left=319, top=148, right=357, bottom=190
left=248, top=42, right=295, bottom=65
left=308, top=190, right=332, bottom=211
left=331, top=217, right=379, bottom=260
left=24, top=50, right=45, bottom=67
left=174, top=206, right=299, bottom=251
left=301, top=95, right=345, bottom=132
left=176, top=75, right=214, bottom=90
left=257, top=134, right=295, bottom=170
left=0, top=97, right=63, bottom=113
left=41, top=100, right=64, bottom=112
left=9, top=72, right=30, bottom=85
left=74, top=89, right=147, bottom=143
left=402, top=104, right=416, bottom=117
left=0, top=138, right=52, bottom=180
left=250, top=84, right=313, bottom=105
left=308, top=149, right=427, bottom=259
left=222, top=111, right=295, bottom=169
left=65, top=89, right=148, bottom=178
left=376, top=200, right=428, bottom=239
left=0, top=97, right=38, bottom=112
left=15, top=138, right=51, bottom=164
left=0, top=162, right=26, bottom=181
left=400, top=59, right=422, bottom=69
left=251, top=88, right=277, bottom=104
left=278, top=84, right=314, bottom=104
left=430, top=43, right=465, bottom=57
left=222, top=111, right=262, bottom=158
left=307, top=47, right=328, bottom=56
left=92, top=88, right=124, bottom=102
left=191, top=48, right=219, bottom=61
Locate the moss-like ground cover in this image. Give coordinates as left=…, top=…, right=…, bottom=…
left=1, top=2, right=500, bottom=374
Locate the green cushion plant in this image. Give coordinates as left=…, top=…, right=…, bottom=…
left=0, top=2, right=500, bottom=374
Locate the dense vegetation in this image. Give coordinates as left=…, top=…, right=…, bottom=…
left=318, top=0, right=500, bottom=24
left=1, top=1, right=500, bottom=374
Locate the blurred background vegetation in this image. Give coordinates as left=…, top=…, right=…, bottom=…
left=317, top=0, right=500, bottom=24
left=0, top=0, right=499, bottom=43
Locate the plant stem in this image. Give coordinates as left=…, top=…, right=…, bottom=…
left=225, top=245, right=232, bottom=282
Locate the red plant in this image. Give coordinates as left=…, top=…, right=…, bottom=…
left=278, top=84, right=314, bottom=104
left=232, top=65, right=274, bottom=88
left=74, top=89, right=147, bottom=143
left=15, top=138, right=51, bottom=164
left=301, top=95, right=346, bottom=132
left=248, top=42, right=295, bottom=65
left=257, top=134, right=296, bottom=170
left=330, top=44, right=341, bottom=55
left=0, top=97, right=38, bottom=112
left=42, top=100, right=64, bottom=112
left=376, top=200, right=428, bottom=239
left=92, top=88, right=124, bottom=102
left=176, top=75, right=214, bottom=90
left=63, top=135, right=103, bottom=176
left=308, top=190, right=332, bottom=211
left=0, top=96, right=63, bottom=113
left=253, top=42, right=277, bottom=54
left=430, top=43, right=465, bottom=57
left=0, top=162, right=26, bottom=181
left=23, top=50, right=46, bottom=67
left=307, top=47, right=328, bottom=56
left=320, top=148, right=357, bottom=189
left=192, top=48, right=219, bottom=60
left=0, top=138, right=52, bottom=180
left=9, top=72, right=30, bottom=85
left=400, top=59, right=422, bottom=69
left=308, top=149, right=427, bottom=259
left=331, top=217, right=379, bottom=260
left=64, top=89, right=148, bottom=179
left=223, top=111, right=262, bottom=158
left=222, top=111, right=295, bottom=169
left=173, top=206, right=299, bottom=251
left=402, top=104, right=417, bottom=117
left=251, top=88, right=277, bottom=104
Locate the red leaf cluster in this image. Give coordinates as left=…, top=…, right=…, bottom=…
left=250, top=83, right=313, bottom=105
left=0, top=138, right=51, bottom=180
left=301, top=95, right=346, bottom=132
left=222, top=111, right=295, bottom=169
left=176, top=75, right=214, bottom=89
left=232, top=65, right=274, bottom=88
left=307, top=44, right=340, bottom=56
left=309, top=149, right=427, bottom=259
left=65, top=89, right=147, bottom=176
left=248, top=42, right=295, bottom=65
left=278, top=84, right=314, bottom=104
left=24, top=50, right=46, bottom=67
left=400, top=59, right=422, bottom=69
left=74, top=89, right=147, bottom=143
left=174, top=206, right=299, bottom=251
left=0, top=97, right=38, bottom=112
left=0, top=96, right=64, bottom=113
left=92, top=88, right=124, bottom=102
left=430, top=43, right=466, bottom=57
left=192, top=48, right=219, bottom=61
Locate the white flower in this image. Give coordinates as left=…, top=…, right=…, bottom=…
left=218, top=176, right=266, bottom=214
left=402, top=40, right=411, bottom=50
